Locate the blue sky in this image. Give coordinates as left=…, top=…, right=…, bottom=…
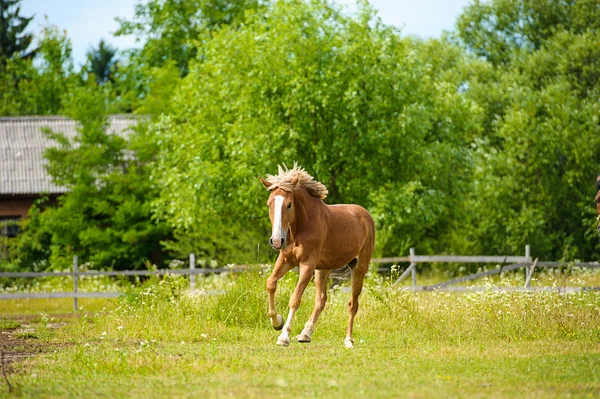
left=21, top=0, right=471, bottom=67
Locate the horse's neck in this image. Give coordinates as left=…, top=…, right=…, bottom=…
left=291, top=187, right=324, bottom=241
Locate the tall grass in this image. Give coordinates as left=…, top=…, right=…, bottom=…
left=57, top=269, right=600, bottom=347
left=6, top=269, right=600, bottom=398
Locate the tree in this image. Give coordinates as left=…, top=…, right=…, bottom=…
left=12, top=83, right=173, bottom=270
left=456, top=0, right=600, bottom=65
left=0, top=0, right=35, bottom=69
left=115, top=0, right=263, bottom=76
left=110, top=0, right=264, bottom=115
left=456, top=0, right=600, bottom=260
left=150, top=0, right=480, bottom=263
left=0, top=24, right=77, bottom=116
left=85, top=39, right=118, bottom=85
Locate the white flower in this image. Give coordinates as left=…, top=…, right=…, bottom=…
left=117, top=326, right=124, bottom=330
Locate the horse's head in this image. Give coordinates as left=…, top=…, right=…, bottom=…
left=595, top=176, right=600, bottom=233
left=259, top=174, right=299, bottom=250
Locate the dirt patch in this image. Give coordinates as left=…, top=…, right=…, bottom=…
left=0, top=316, right=71, bottom=368
left=0, top=316, right=74, bottom=393
left=1, top=322, right=46, bottom=367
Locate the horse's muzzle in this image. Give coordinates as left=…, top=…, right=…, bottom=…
left=270, top=234, right=287, bottom=250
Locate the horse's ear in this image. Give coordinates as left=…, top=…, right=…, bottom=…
left=258, top=176, right=272, bottom=189
left=595, top=175, right=600, bottom=191
left=291, top=173, right=300, bottom=187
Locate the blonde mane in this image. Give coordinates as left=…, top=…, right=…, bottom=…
left=266, top=163, right=328, bottom=199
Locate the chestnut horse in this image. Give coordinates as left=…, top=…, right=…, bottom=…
left=258, top=164, right=375, bottom=348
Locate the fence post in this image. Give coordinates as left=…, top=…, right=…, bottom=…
left=73, top=255, right=78, bottom=313
left=524, top=258, right=538, bottom=289
left=525, top=244, right=531, bottom=280
left=410, top=248, right=417, bottom=286
left=189, top=253, right=196, bottom=292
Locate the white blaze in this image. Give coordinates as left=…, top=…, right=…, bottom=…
left=272, top=195, right=285, bottom=238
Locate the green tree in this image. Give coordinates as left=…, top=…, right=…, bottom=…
left=457, top=0, right=600, bottom=259
left=13, top=83, right=172, bottom=269
left=0, top=24, right=76, bottom=115
left=0, top=0, right=35, bottom=69
left=150, top=0, right=480, bottom=263
left=85, top=39, right=118, bottom=85
left=115, top=0, right=263, bottom=76
left=111, top=0, right=263, bottom=115
left=456, top=0, right=600, bottom=65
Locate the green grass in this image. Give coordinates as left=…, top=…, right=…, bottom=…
left=0, top=318, right=20, bottom=329
left=2, top=271, right=600, bottom=398
left=0, top=298, right=118, bottom=316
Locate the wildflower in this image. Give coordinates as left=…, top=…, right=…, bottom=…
left=117, top=326, right=124, bottom=330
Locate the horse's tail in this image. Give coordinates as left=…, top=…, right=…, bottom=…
left=330, top=258, right=358, bottom=287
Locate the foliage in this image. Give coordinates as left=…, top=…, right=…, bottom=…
left=455, top=0, right=600, bottom=65
left=0, top=0, right=35, bottom=68
left=151, top=0, right=481, bottom=262
left=0, top=24, right=76, bottom=116
left=456, top=0, right=600, bottom=260
left=84, top=39, right=118, bottom=85
left=8, top=83, right=172, bottom=270
left=115, top=0, right=263, bottom=76
left=2, top=0, right=600, bottom=269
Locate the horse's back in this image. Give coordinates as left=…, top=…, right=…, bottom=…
left=318, top=204, right=375, bottom=268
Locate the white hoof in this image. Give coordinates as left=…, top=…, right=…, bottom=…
left=271, top=314, right=284, bottom=330
left=276, top=337, right=290, bottom=347
left=296, top=333, right=311, bottom=343
left=344, top=338, right=354, bottom=348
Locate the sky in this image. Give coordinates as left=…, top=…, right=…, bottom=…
left=21, top=0, right=471, bottom=68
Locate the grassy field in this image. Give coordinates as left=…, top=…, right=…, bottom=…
left=1, top=270, right=600, bottom=398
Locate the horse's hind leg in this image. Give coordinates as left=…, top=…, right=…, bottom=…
left=345, top=257, right=369, bottom=348
left=297, top=269, right=332, bottom=343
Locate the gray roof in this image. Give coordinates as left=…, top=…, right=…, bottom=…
left=0, top=115, right=138, bottom=195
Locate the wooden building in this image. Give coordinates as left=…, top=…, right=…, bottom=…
left=0, top=115, right=137, bottom=236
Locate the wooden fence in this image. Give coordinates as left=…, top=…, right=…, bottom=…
left=2, top=246, right=600, bottom=311
left=0, top=254, right=250, bottom=311
left=390, top=245, right=600, bottom=292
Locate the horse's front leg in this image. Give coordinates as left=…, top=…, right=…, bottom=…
left=297, top=269, right=332, bottom=343
left=266, top=254, right=293, bottom=331
left=276, top=263, right=315, bottom=347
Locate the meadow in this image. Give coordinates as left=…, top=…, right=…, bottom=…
left=1, top=269, right=600, bottom=398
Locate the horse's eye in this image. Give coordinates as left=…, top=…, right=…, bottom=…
left=287, top=203, right=292, bottom=209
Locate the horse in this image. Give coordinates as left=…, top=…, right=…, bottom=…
left=258, top=164, right=375, bottom=348
left=595, top=175, right=600, bottom=232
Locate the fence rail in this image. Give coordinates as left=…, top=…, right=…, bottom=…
left=0, top=253, right=252, bottom=310
left=2, top=246, right=600, bottom=310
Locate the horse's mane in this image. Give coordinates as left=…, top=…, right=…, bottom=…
left=266, top=163, right=328, bottom=200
